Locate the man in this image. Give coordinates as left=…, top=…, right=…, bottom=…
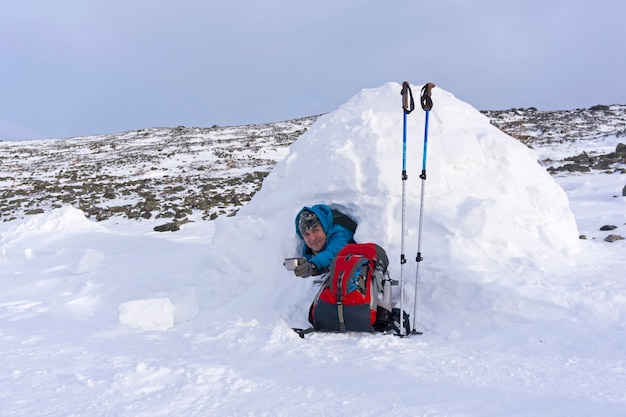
left=293, top=204, right=356, bottom=277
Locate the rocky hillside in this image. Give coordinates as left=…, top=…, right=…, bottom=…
left=484, top=104, right=626, bottom=171
left=1, top=105, right=625, bottom=230
left=483, top=105, right=626, bottom=145
left=0, top=117, right=317, bottom=228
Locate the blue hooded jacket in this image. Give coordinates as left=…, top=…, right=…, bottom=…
left=294, top=204, right=356, bottom=272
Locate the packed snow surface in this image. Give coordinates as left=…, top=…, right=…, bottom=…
left=1, top=82, right=625, bottom=416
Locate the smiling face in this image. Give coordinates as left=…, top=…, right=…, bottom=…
left=302, top=224, right=327, bottom=253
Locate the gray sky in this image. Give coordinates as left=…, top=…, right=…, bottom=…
left=1, top=0, right=624, bottom=140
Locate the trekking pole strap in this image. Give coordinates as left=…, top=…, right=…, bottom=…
left=292, top=327, right=314, bottom=338
left=401, top=81, right=415, bottom=114
left=420, top=82, right=436, bottom=111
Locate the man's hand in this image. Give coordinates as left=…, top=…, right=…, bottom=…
left=294, top=258, right=317, bottom=278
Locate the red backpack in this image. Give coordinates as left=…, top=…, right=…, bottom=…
left=308, top=243, right=393, bottom=332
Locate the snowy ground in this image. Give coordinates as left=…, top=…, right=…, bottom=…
left=1, top=83, right=625, bottom=416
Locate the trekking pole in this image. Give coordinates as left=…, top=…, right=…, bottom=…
left=412, top=82, right=435, bottom=335
left=399, top=81, right=414, bottom=336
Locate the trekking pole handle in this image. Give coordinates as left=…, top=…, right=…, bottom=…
left=401, top=81, right=415, bottom=114
left=420, top=82, right=436, bottom=111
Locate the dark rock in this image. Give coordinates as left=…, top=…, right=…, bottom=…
left=558, top=163, right=591, bottom=173
left=604, top=234, right=624, bottom=242
left=600, top=225, right=618, bottom=231
left=154, top=222, right=180, bottom=232
left=566, top=151, right=592, bottom=164
left=592, top=161, right=612, bottom=170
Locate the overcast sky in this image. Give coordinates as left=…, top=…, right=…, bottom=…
left=1, top=1, right=624, bottom=141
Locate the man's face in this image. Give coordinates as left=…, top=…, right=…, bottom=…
left=302, top=225, right=327, bottom=253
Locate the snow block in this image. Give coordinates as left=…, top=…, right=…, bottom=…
left=118, top=287, right=199, bottom=331
left=119, top=298, right=175, bottom=331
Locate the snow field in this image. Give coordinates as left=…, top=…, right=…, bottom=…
left=0, top=82, right=624, bottom=416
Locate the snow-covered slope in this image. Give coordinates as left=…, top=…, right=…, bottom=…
left=0, top=82, right=624, bottom=417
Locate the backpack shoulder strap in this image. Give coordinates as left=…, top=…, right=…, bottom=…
left=331, top=209, right=358, bottom=234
